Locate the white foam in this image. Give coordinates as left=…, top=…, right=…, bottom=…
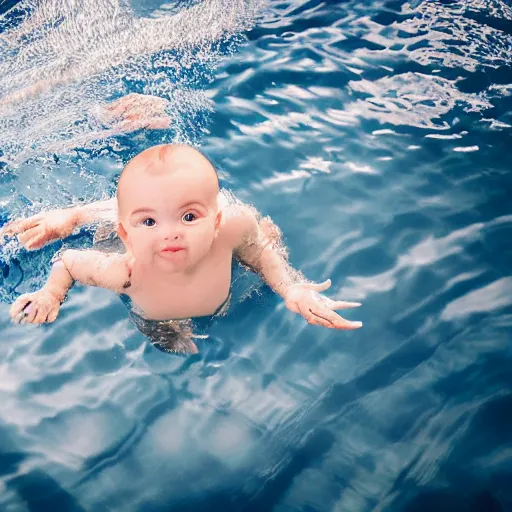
left=0, top=0, right=263, bottom=166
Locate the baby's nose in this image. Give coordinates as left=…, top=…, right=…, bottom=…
left=164, top=227, right=182, bottom=240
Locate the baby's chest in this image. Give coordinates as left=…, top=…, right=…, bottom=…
left=131, top=254, right=233, bottom=320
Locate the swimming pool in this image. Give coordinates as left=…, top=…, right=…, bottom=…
left=0, top=0, right=511, bottom=510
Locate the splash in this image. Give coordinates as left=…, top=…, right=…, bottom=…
left=0, top=0, right=263, bottom=166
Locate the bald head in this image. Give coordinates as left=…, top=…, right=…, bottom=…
left=117, top=144, right=219, bottom=217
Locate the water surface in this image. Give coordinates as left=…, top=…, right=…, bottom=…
left=0, top=0, right=511, bottom=510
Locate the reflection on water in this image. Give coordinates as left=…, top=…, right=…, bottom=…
left=345, top=72, right=492, bottom=130
left=401, top=0, right=512, bottom=71
left=0, top=0, right=512, bottom=510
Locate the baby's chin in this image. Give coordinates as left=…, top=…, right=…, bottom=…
left=154, top=254, right=189, bottom=273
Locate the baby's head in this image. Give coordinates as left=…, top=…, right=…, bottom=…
left=117, top=144, right=221, bottom=273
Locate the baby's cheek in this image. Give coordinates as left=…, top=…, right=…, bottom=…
left=135, top=243, right=152, bottom=263
left=192, top=233, right=211, bottom=257
left=202, top=229, right=215, bottom=248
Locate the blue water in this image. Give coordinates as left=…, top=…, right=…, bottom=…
left=0, top=0, right=512, bottom=510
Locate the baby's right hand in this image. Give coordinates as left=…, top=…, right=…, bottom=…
left=1, top=208, right=79, bottom=250
left=10, top=289, right=61, bottom=324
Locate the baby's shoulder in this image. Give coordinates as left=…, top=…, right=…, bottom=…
left=218, top=195, right=259, bottom=251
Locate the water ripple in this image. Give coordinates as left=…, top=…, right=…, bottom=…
left=0, top=0, right=511, bottom=510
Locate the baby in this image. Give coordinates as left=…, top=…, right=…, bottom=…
left=3, top=144, right=362, bottom=352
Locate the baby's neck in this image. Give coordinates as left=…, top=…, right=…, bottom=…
left=133, top=256, right=207, bottom=285
left=138, top=263, right=187, bottom=284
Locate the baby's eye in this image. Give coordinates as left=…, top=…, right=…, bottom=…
left=142, top=218, right=156, bottom=227
left=182, top=212, right=197, bottom=223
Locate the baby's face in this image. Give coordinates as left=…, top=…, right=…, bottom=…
left=118, top=166, right=220, bottom=274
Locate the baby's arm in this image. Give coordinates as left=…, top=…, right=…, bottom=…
left=10, top=249, right=129, bottom=324
left=73, top=198, right=118, bottom=225
left=1, top=198, right=117, bottom=250
left=232, top=206, right=362, bottom=330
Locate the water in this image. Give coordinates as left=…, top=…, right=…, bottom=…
left=0, top=0, right=511, bottom=510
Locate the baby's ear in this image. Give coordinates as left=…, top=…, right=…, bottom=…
left=127, top=252, right=136, bottom=273
left=117, top=222, right=129, bottom=247
left=214, top=210, right=222, bottom=236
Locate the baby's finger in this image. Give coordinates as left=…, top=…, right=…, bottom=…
left=298, top=304, right=330, bottom=327
left=46, top=309, right=59, bottom=323
left=2, top=215, right=41, bottom=236
left=303, top=314, right=325, bottom=327
left=0, top=224, right=12, bottom=238
left=338, top=319, right=363, bottom=330
left=23, top=231, right=51, bottom=250
left=308, top=303, right=363, bottom=329
left=34, top=305, right=50, bottom=324
left=10, top=296, right=32, bottom=321
left=18, top=226, right=44, bottom=248
left=317, top=316, right=362, bottom=330
left=23, top=303, right=38, bottom=323
left=329, top=300, right=362, bottom=310
left=307, top=308, right=342, bottom=329
left=322, top=313, right=362, bottom=330
left=306, top=279, right=331, bottom=293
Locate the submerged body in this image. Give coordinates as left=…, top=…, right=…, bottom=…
left=3, top=144, right=363, bottom=353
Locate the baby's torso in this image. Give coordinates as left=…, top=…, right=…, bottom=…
left=126, top=243, right=233, bottom=321
left=93, top=190, right=246, bottom=322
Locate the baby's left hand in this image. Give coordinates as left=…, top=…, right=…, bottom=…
left=283, top=280, right=362, bottom=330
left=100, top=93, right=171, bottom=132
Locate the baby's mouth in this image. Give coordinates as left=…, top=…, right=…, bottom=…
left=162, top=246, right=185, bottom=253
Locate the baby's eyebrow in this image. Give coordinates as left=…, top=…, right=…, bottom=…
left=179, top=201, right=205, bottom=210
left=131, top=207, right=155, bottom=216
